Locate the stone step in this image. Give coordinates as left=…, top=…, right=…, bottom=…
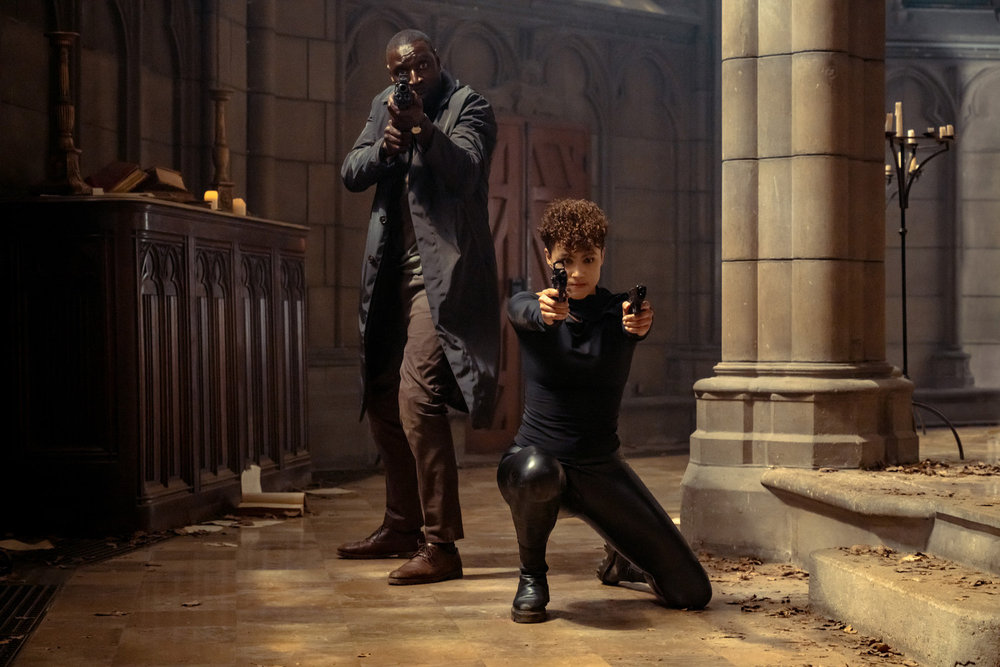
left=760, top=463, right=1000, bottom=575
left=810, top=546, right=1000, bottom=667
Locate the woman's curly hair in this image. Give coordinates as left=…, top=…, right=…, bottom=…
left=537, top=198, right=608, bottom=253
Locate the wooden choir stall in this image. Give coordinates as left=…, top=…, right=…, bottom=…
left=1, top=197, right=310, bottom=535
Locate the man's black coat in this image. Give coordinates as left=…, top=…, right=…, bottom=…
left=341, top=70, right=500, bottom=428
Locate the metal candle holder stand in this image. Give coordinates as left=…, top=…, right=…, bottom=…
left=884, top=102, right=964, bottom=459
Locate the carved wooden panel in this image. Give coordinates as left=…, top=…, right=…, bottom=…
left=280, top=257, right=307, bottom=460
left=193, top=245, right=238, bottom=485
left=139, top=238, right=191, bottom=501
left=240, top=251, right=275, bottom=466
left=1, top=197, right=310, bottom=534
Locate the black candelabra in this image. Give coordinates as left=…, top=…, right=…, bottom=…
left=884, top=101, right=964, bottom=458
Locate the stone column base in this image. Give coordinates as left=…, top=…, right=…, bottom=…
left=680, top=364, right=918, bottom=557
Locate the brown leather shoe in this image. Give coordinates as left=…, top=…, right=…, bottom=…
left=388, top=543, right=463, bottom=585
left=336, top=525, right=423, bottom=559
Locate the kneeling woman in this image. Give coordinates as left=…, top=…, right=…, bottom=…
left=497, top=199, right=712, bottom=623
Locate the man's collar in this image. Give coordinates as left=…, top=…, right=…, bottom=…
left=425, top=69, right=458, bottom=117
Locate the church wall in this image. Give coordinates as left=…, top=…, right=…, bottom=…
left=2, top=1, right=993, bottom=473
left=885, top=0, right=1000, bottom=400
left=0, top=0, right=720, bottom=470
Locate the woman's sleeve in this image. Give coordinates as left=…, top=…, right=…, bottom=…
left=507, top=291, right=546, bottom=333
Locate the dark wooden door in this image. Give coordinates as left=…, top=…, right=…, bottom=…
left=466, top=117, right=589, bottom=454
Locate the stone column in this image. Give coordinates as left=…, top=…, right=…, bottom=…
left=247, top=0, right=277, bottom=219
left=680, top=0, right=918, bottom=559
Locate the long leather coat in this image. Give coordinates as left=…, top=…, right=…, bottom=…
left=341, top=70, right=500, bottom=429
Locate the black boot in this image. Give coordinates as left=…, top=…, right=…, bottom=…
left=596, top=543, right=646, bottom=585
left=511, top=569, right=549, bottom=623
left=498, top=447, right=562, bottom=624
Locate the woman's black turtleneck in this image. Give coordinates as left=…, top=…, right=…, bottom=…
left=507, top=286, right=645, bottom=461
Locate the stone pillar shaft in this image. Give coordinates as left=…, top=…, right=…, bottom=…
left=721, top=0, right=888, bottom=367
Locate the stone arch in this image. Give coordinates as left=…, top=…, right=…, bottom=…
left=961, top=65, right=1000, bottom=145
left=533, top=31, right=611, bottom=131
left=956, top=64, right=1000, bottom=387
left=162, top=2, right=196, bottom=170
left=79, top=0, right=129, bottom=168
left=139, top=4, right=169, bottom=164
left=343, top=9, right=421, bottom=97
left=607, top=49, right=687, bottom=355
left=435, top=23, right=516, bottom=93
left=613, top=48, right=683, bottom=138
left=886, top=66, right=957, bottom=129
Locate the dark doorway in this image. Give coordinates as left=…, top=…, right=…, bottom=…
left=466, top=117, right=590, bottom=454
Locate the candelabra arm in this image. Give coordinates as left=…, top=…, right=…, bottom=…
left=886, top=135, right=952, bottom=212
left=912, top=142, right=951, bottom=176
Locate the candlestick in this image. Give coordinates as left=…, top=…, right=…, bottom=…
left=36, top=32, right=91, bottom=195
left=895, top=101, right=903, bottom=137
left=209, top=88, right=234, bottom=212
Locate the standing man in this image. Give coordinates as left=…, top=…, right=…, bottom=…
left=338, top=29, right=500, bottom=586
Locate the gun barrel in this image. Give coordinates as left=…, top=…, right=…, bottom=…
left=552, top=261, right=568, bottom=302
left=627, top=284, right=646, bottom=314
left=394, top=73, right=413, bottom=110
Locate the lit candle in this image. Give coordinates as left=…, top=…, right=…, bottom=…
left=946, top=124, right=955, bottom=137
left=233, top=197, right=247, bottom=216
left=907, top=128, right=916, bottom=145
left=894, top=101, right=903, bottom=137
left=939, top=125, right=946, bottom=138
left=204, top=190, right=219, bottom=210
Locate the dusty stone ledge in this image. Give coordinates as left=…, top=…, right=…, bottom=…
left=760, top=467, right=1000, bottom=529
left=810, top=546, right=1000, bottom=667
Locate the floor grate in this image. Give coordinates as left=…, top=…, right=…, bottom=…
left=0, top=584, right=60, bottom=667
left=0, top=531, right=175, bottom=665
left=38, top=534, right=173, bottom=567
left=6, top=532, right=174, bottom=572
